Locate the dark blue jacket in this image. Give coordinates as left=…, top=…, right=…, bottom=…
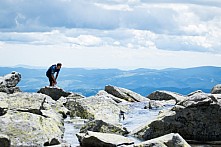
left=46, top=65, right=60, bottom=77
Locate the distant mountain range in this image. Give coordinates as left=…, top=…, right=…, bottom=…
left=0, top=66, right=220, bottom=97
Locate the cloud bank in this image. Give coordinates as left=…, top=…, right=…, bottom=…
left=0, top=0, right=221, bottom=68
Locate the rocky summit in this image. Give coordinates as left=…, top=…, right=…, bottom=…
left=1, top=71, right=221, bottom=146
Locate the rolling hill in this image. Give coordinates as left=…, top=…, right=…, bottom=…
left=0, top=66, right=220, bottom=96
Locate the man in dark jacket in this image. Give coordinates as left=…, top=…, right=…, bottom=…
left=46, top=63, right=62, bottom=86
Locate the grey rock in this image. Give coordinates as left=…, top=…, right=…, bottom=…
left=132, top=93, right=221, bottom=141
left=211, top=84, right=221, bottom=94
left=0, top=134, right=10, bottom=147
left=76, top=131, right=134, bottom=147
left=0, top=92, right=66, bottom=146
left=0, top=110, right=63, bottom=146
left=147, top=90, right=187, bottom=103
left=37, top=86, right=72, bottom=101
left=66, top=94, right=127, bottom=124
left=80, top=120, right=129, bottom=136
left=0, top=72, right=21, bottom=94
left=96, top=90, right=128, bottom=103
left=134, top=133, right=190, bottom=147
left=105, top=85, right=149, bottom=102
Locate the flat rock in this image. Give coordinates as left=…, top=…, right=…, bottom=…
left=80, top=120, right=129, bottom=136
left=37, top=86, right=72, bottom=101
left=134, top=133, right=190, bottom=147
left=105, top=85, right=149, bottom=102
left=76, top=131, right=134, bottom=147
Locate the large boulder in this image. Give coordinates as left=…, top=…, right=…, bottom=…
left=211, top=84, right=221, bottom=94
left=37, top=86, right=72, bottom=101
left=80, top=120, right=129, bottom=136
left=76, top=131, right=134, bottom=147
left=66, top=94, right=127, bottom=124
left=134, top=133, right=190, bottom=147
left=0, top=72, right=21, bottom=94
left=132, top=92, right=221, bottom=142
left=0, top=92, right=66, bottom=146
left=0, top=110, right=63, bottom=146
left=147, top=90, right=187, bottom=103
left=105, top=85, right=149, bottom=102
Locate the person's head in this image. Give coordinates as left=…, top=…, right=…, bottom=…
left=57, top=63, right=62, bottom=69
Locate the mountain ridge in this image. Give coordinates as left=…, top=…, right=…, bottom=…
left=0, top=66, right=220, bottom=96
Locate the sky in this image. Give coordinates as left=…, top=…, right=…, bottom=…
left=0, top=0, right=221, bottom=69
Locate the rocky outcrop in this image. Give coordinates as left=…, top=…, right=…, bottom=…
left=132, top=92, right=221, bottom=142
left=66, top=94, right=128, bottom=124
left=80, top=120, right=129, bottom=136
left=0, top=92, right=66, bottom=146
left=37, top=86, right=72, bottom=101
left=134, top=133, right=190, bottom=147
left=147, top=90, right=187, bottom=103
left=0, top=72, right=21, bottom=94
left=76, top=131, right=134, bottom=147
left=105, top=85, right=149, bottom=102
left=211, top=84, right=221, bottom=94
left=0, top=134, right=10, bottom=147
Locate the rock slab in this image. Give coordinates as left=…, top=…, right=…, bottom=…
left=134, top=133, right=190, bottom=147
left=76, top=131, right=134, bottom=147
left=80, top=120, right=129, bottom=136
left=105, top=85, right=148, bottom=102
left=38, top=86, right=72, bottom=100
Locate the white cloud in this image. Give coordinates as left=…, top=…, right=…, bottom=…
left=68, top=35, right=102, bottom=47
left=0, top=0, right=221, bottom=68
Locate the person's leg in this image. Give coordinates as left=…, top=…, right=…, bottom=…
left=48, top=76, right=53, bottom=86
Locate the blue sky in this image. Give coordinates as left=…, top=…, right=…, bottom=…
left=0, top=0, right=221, bottom=69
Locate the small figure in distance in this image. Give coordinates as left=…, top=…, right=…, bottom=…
left=46, top=63, right=62, bottom=86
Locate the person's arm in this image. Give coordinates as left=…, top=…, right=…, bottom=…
left=55, top=72, right=59, bottom=81
left=51, top=74, right=56, bottom=84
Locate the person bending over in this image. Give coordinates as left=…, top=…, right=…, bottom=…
left=46, top=63, right=62, bottom=86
